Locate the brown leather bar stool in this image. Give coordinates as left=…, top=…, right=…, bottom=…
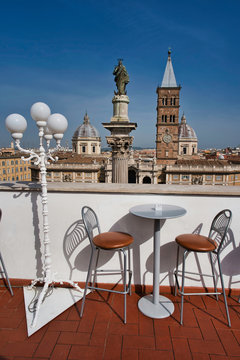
left=80, top=206, right=133, bottom=323
left=174, top=209, right=232, bottom=327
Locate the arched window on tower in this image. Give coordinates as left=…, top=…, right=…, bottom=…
left=170, top=97, right=176, bottom=105
left=161, top=115, right=167, bottom=123
left=162, top=97, right=167, bottom=106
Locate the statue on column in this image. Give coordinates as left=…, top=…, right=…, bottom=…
left=113, top=59, right=129, bottom=95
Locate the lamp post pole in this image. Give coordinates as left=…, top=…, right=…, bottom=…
left=6, top=102, right=83, bottom=327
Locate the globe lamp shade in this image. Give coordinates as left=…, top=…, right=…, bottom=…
left=5, top=114, right=27, bottom=139
left=30, top=102, right=51, bottom=127
left=47, top=113, right=68, bottom=141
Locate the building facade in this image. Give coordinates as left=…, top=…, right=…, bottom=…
left=165, top=160, right=240, bottom=186
left=0, top=148, right=32, bottom=182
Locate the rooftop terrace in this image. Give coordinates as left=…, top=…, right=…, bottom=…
left=0, top=286, right=240, bottom=359
left=0, top=182, right=239, bottom=358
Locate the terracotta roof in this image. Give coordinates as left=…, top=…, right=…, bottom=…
left=55, top=153, right=106, bottom=164
left=176, top=159, right=229, bottom=167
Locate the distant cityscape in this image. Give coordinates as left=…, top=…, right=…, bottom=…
left=1, top=51, right=240, bottom=186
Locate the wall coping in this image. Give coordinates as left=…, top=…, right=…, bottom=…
left=0, top=181, right=240, bottom=197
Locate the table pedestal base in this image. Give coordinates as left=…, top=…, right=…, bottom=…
left=138, top=294, right=174, bottom=319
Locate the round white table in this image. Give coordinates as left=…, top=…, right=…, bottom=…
left=130, top=203, right=186, bottom=319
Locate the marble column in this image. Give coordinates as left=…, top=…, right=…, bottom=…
left=106, top=136, right=133, bottom=183
left=103, top=94, right=137, bottom=184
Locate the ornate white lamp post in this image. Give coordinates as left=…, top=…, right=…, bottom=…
left=5, top=102, right=83, bottom=327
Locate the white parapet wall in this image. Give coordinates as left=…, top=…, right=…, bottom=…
left=0, top=182, right=239, bottom=290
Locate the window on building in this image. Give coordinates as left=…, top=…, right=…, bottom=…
left=143, top=176, right=151, bottom=184
left=162, top=97, right=167, bottom=105
left=11, top=160, right=14, bottom=165
left=92, top=146, right=96, bottom=153
left=170, top=115, right=175, bottom=123
left=15, top=160, right=18, bottom=164
left=7, top=161, right=10, bottom=166
left=215, top=175, right=223, bottom=181
left=12, top=177, right=15, bottom=181
left=161, top=115, right=167, bottom=123
left=2, top=161, right=5, bottom=166
left=182, top=175, right=190, bottom=180
left=3, top=170, right=6, bottom=174
left=165, top=151, right=169, bottom=157
left=82, top=146, right=86, bottom=153
left=170, top=97, right=176, bottom=105
left=173, top=175, right=179, bottom=180
left=183, top=147, right=187, bottom=155
left=206, top=175, right=212, bottom=181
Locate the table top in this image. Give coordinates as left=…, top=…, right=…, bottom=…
left=129, top=203, right=186, bottom=220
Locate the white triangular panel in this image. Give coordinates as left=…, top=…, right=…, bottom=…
left=23, top=286, right=89, bottom=336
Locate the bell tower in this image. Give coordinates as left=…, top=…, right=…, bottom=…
left=156, top=50, right=181, bottom=164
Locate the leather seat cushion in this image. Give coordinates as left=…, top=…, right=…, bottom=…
left=93, top=232, right=134, bottom=250
left=176, top=234, right=217, bottom=252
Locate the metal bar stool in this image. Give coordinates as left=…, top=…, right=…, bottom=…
left=174, top=209, right=232, bottom=327
left=0, top=209, right=13, bottom=296
left=80, top=206, right=133, bottom=323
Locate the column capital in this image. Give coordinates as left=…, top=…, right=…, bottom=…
left=106, top=136, right=133, bottom=156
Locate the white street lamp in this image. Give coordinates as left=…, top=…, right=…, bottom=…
left=5, top=102, right=83, bottom=328
left=5, top=113, right=27, bottom=139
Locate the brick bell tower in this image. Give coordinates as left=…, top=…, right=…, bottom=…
left=156, top=50, right=181, bottom=164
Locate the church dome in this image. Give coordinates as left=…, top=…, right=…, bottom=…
left=73, top=113, right=100, bottom=138
left=178, top=114, right=197, bottom=139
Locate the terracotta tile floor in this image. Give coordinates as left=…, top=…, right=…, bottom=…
left=0, top=287, right=240, bottom=359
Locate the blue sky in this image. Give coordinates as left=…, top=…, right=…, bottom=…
left=0, top=0, right=239, bottom=149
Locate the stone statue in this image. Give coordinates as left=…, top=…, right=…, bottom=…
left=113, top=59, right=129, bottom=95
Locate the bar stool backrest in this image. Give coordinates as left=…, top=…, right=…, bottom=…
left=208, top=209, right=232, bottom=254
left=81, top=206, right=101, bottom=247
